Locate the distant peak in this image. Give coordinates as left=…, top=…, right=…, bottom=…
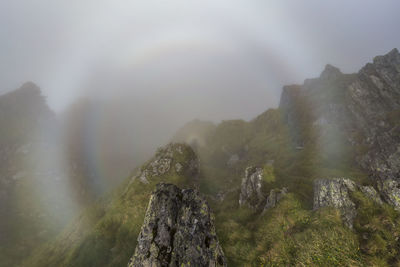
left=18, top=81, right=42, bottom=96
left=320, top=64, right=342, bottom=80
left=373, top=48, right=400, bottom=64
left=20, top=81, right=40, bottom=90
left=387, top=48, right=399, bottom=57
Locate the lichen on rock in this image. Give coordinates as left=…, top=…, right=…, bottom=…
left=313, top=178, right=357, bottom=228
left=359, top=185, right=383, bottom=205
left=239, top=166, right=288, bottom=213
left=346, top=48, right=400, bottom=182
left=239, top=166, right=265, bottom=210
left=128, top=183, right=226, bottom=267
left=377, top=178, right=400, bottom=211
left=131, top=143, right=199, bottom=185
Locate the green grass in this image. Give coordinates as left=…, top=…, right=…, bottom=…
left=212, top=193, right=364, bottom=266
left=351, top=191, right=400, bottom=266
left=22, top=144, right=198, bottom=267
left=23, top=105, right=400, bottom=267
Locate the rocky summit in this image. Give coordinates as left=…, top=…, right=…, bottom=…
left=131, top=143, right=199, bottom=187
left=280, top=49, right=400, bottom=185
left=129, top=183, right=226, bottom=267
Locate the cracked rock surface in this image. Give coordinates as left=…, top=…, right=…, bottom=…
left=239, top=166, right=265, bottom=210
left=132, top=143, right=199, bottom=185
left=128, top=183, right=226, bottom=267
left=313, top=178, right=357, bottom=228
left=377, top=178, right=400, bottom=211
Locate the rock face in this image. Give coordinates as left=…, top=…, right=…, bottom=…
left=313, top=178, right=387, bottom=228
left=279, top=85, right=305, bottom=147
left=129, top=183, right=226, bottom=267
left=279, top=49, right=400, bottom=177
left=281, top=64, right=355, bottom=126
left=239, top=166, right=288, bottom=212
left=377, top=179, right=400, bottom=211
left=239, top=167, right=265, bottom=210
left=133, top=143, right=199, bottom=185
left=263, top=187, right=288, bottom=212
left=346, top=48, right=400, bottom=182
left=359, top=185, right=384, bottom=205
left=280, top=48, right=400, bottom=211
left=313, top=178, right=357, bottom=228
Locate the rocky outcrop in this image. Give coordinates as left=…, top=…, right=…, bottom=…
left=239, top=166, right=288, bottom=212
left=263, top=187, right=288, bottom=212
left=346, top=48, right=400, bottom=182
left=239, top=167, right=265, bottom=210
left=279, top=63, right=357, bottom=153
left=132, top=143, right=199, bottom=185
left=313, top=178, right=357, bottom=228
left=313, top=178, right=387, bottom=228
left=280, top=49, right=400, bottom=212
left=128, top=183, right=226, bottom=267
left=377, top=179, right=400, bottom=211
left=359, top=185, right=383, bottom=205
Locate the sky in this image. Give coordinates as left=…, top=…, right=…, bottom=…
left=0, top=0, right=400, bottom=121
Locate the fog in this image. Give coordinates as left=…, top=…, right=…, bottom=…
left=1, top=2, right=400, bottom=263
left=1, top=0, right=399, bottom=114
left=0, top=0, right=398, bottom=187
left=1, top=0, right=399, bottom=200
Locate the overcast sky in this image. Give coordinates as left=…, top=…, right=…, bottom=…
left=1, top=0, right=400, bottom=120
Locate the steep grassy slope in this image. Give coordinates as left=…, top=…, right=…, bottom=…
left=176, top=108, right=366, bottom=205
left=23, top=144, right=198, bottom=267
left=170, top=59, right=400, bottom=265
left=24, top=105, right=400, bottom=266
left=209, top=181, right=400, bottom=266
left=172, top=107, right=387, bottom=266
left=26, top=108, right=371, bottom=266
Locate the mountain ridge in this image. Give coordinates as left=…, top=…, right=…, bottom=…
left=9, top=48, right=400, bottom=266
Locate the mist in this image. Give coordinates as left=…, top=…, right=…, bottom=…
left=0, top=0, right=398, bottom=205
left=2, top=0, right=398, bottom=172
left=1, top=0, right=399, bottom=113
left=1, top=1, right=400, bottom=266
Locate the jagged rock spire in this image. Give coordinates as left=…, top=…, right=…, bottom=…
left=128, top=183, right=226, bottom=267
